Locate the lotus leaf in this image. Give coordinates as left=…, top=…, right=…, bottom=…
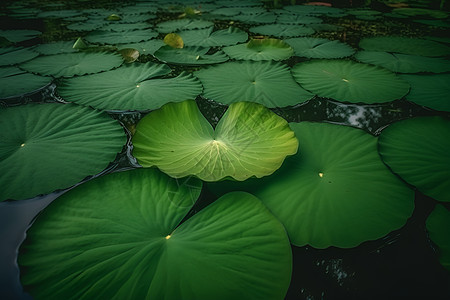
left=85, top=29, right=158, bottom=45
left=19, top=51, right=123, bottom=77
left=0, top=47, right=39, bottom=66
left=58, top=62, right=202, bottom=111
left=354, top=51, right=450, bottom=73
left=223, top=38, right=294, bottom=61
left=276, top=14, right=323, bottom=25
left=285, top=37, right=354, bottom=58
left=154, top=46, right=228, bottom=65
left=359, top=37, right=450, bottom=57
left=392, top=8, right=448, bottom=19
left=208, top=122, right=415, bottom=248
left=37, top=9, right=82, bottom=19
left=100, top=22, right=152, bottom=32
left=67, top=20, right=106, bottom=31
left=19, top=168, right=292, bottom=299
left=426, top=204, right=450, bottom=271
left=0, top=67, right=52, bottom=98
left=291, top=60, right=410, bottom=104
left=163, top=33, right=184, bottom=49
left=156, top=19, right=214, bottom=33
left=210, top=7, right=243, bottom=16
left=283, top=5, right=344, bottom=15
left=119, top=40, right=165, bottom=55
left=195, top=61, right=313, bottom=107
left=132, top=100, right=298, bottom=181
left=178, top=27, right=248, bottom=47
left=33, top=41, right=78, bottom=55
left=0, top=29, right=41, bottom=42
left=232, top=12, right=277, bottom=24
left=378, top=116, right=450, bottom=202
left=249, top=24, right=314, bottom=38
left=0, top=103, right=126, bottom=201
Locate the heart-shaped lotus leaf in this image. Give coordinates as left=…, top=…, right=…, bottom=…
left=0, top=47, right=39, bottom=66
left=222, top=38, right=294, bottom=61
left=426, top=204, right=450, bottom=271
left=285, top=37, right=355, bottom=58
left=359, top=36, right=450, bottom=57
left=19, top=51, right=124, bottom=78
left=33, top=41, right=78, bottom=55
left=85, top=29, right=158, bottom=45
left=132, top=100, right=298, bottom=181
left=0, top=103, right=126, bottom=201
left=354, top=51, right=450, bottom=73
left=291, top=60, right=410, bottom=104
left=154, top=46, right=228, bottom=65
left=378, top=116, right=450, bottom=202
left=178, top=27, right=248, bottom=47
left=249, top=24, right=315, bottom=38
left=277, top=13, right=323, bottom=24
left=58, top=62, right=202, bottom=111
left=208, top=122, right=415, bottom=248
left=392, top=8, right=448, bottom=19
left=0, top=29, right=41, bottom=42
left=400, top=74, right=450, bottom=112
left=0, top=67, right=52, bottom=98
left=156, top=19, right=214, bottom=33
left=195, top=61, right=313, bottom=107
left=19, top=168, right=292, bottom=300
left=163, top=33, right=184, bottom=48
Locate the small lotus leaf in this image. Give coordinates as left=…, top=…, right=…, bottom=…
left=154, top=46, right=228, bottom=65
left=276, top=14, right=323, bottom=24
left=118, top=48, right=139, bottom=63
left=249, top=24, right=314, bottom=38
left=119, top=39, right=165, bottom=55
left=223, top=38, right=293, bottom=61
left=285, top=37, right=355, bottom=58
left=0, top=29, right=41, bottom=42
left=0, top=67, right=52, bottom=98
left=163, top=33, right=184, bottom=49
left=426, top=204, right=450, bottom=271
left=178, top=27, right=248, bottom=47
left=156, top=19, right=214, bottom=33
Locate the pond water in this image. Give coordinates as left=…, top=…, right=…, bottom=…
left=1, top=0, right=450, bottom=299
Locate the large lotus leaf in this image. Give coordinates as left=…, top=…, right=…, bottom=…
left=359, top=36, right=450, bottom=57
left=156, top=19, right=214, bottom=33
left=19, top=168, right=292, bottom=300
left=232, top=12, right=277, bottom=24
left=132, top=100, right=298, bottom=181
left=378, top=116, right=450, bottom=202
left=0, top=47, right=39, bottom=66
left=33, top=41, right=78, bottom=55
left=0, top=67, right=52, bottom=98
left=100, top=22, right=152, bottom=32
left=249, top=24, right=314, bottom=38
left=426, top=204, right=450, bottom=271
left=291, top=60, right=410, bottom=104
left=154, top=46, right=228, bottom=65
left=118, top=39, right=165, bottom=55
left=392, top=8, right=448, bottom=19
left=208, top=122, right=415, bottom=248
left=58, top=62, right=202, bottom=111
left=400, top=74, right=450, bottom=112
left=19, top=51, right=123, bottom=77
left=195, top=61, right=313, bottom=107
left=285, top=37, right=355, bottom=58
left=0, top=103, right=126, bottom=201
left=85, top=29, right=158, bottom=45
left=0, top=29, right=41, bottom=42
left=67, top=20, right=106, bottom=31
left=283, top=5, right=344, bottom=16
left=178, top=27, right=248, bottom=47
left=354, top=51, right=450, bottom=73
left=222, top=39, right=293, bottom=61
left=276, top=14, right=323, bottom=25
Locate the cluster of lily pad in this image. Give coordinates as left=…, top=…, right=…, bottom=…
left=1, top=0, right=450, bottom=299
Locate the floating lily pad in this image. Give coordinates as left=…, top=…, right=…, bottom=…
left=132, top=100, right=298, bottom=181
left=232, top=12, right=277, bottom=24
left=19, top=168, right=291, bottom=299
left=118, top=39, right=165, bottom=55
left=354, top=51, right=450, bottom=73
left=249, top=24, right=314, bottom=38
left=0, top=47, right=39, bottom=66
left=178, top=27, right=248, bottom=47
left=276, top=13, right=323, bottom=24
left=100, top=22, right=152, bottom=32
left=426, top=204, right=450, bottom=271
left=359, top=36, right=450, bottom=57
left=196, top=60, right=312, bottom=107
left=58, top=62, right=202, bottom=111
left=20, top=51, right=123, bottom=77
left=154, top=46, right=228, bottom=65
left=156, top=19, right=214, bottom=33
left=0, top=29, right=41, bottom=42
left=378, top=116, right=450, bottom=202
left=33, top=41, right=78, bottom=55
left=0, top=103, right=126, bottom=201
left=209, top=122, right=415, bottom=248
left=400, top=74, right=450, bottom=112
left=392, top=8, right=448, bottom=19
left=291, top=60, right=410, bottom=104
left=85, top=29, right=158, bottom=45
left=283, top=5, right=344, bottom=16
left=285, top=37, right=354, bottom=58
left=223, top=38, right=294, bottom=61
left=0, top=67, right=52, bottom=98
left=67, top=20, right=106, bottom=31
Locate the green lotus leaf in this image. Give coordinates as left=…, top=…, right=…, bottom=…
left=37, top=9, right=82, bottom=19
left=33, top=41, right=78, bottom=55
left=163, top=33, right=184, bottom=49
left=85, top=29, right=158, bottom=45
left=119, top=48, right=139, bottom=63
left=19, top=168, right=292, bottom=300
left=118, top=39, right=165, bottom=55
left=132, top=100, right=298, bottom=181
left=378, top=116, right=450, bottom=202
left=0, top=67, right=52, bottom=98
left=291, top=60, right=410, bottom=104
left=0, top=103, right=126, bottom=201
left=156, top=19, right=214, bottom=33
left=223, top=38, right=293, bottom=61
left=19, top=51, right=123, bottom=78
left=400, top=74, right=450, bottom=112
left=426, top=204, right=450, bottom=271
left=276, top=14, right=323, bottom=25
left=58, top=62, right=202, bottom=111
left=67, top=20, right=106, bottom=31
left=392, top=8, right=448, bottom=19
left=0, top=29, right=41, bottom=42
left=210, top=7, right=243, bottom=16
left=100, top=22, right=152, bottom=32
left=195, top=61, right=313, bottom=107
left=232, top=12, right=277, bottom=24
left=154, top=46, right=229, bottom=65
left=359, top=36, right=450, bottom=57
left=354, top=51, right=450, bottom=73
left=208, top=122, right=415, bottom=248
left=0, top=47, right=39, bottom=66
left=283, top=5, right=344, bottom=16
left=249, top=24, right=314, bottom=38
left=178, top=27, right=248, bottom=47
left=285, top=37, right=355, bottom=58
